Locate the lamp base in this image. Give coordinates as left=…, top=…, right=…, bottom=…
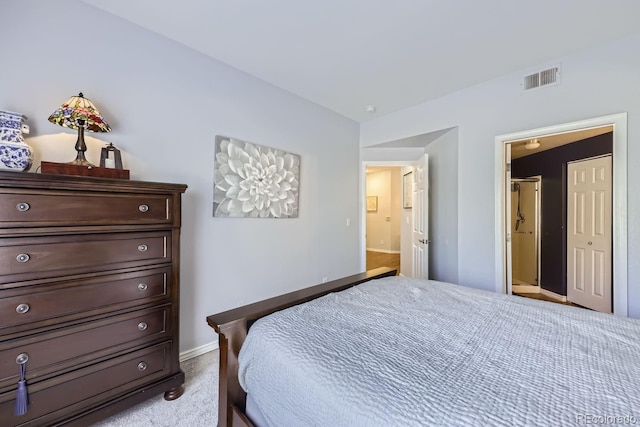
left=67, top=157, right=96, bottom=167
left=40, top=161, right=130, bottom=179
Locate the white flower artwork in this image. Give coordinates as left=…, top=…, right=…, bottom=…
left=213, top=136, right=300, bottom=218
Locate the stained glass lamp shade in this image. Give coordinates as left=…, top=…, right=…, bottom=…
left=48, top=92, right=111, bottom=166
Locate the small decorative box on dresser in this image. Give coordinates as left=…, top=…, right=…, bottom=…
left=0, top=171, right=187, bottom=426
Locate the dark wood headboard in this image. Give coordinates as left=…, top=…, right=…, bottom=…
left=206, top=267, right=397, bottom=427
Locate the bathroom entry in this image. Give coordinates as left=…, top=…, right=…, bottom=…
left=510, top=177, right=541, bottom=293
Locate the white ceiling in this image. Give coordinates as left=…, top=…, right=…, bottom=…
left=510, top=126, right=613, bottom=159
left=81, top=0, right=640, bottom=122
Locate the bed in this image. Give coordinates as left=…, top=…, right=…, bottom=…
left=206, top=267, right=640, bottom=426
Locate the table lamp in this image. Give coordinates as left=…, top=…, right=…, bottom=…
left=47, top=92, right=111, bottom=167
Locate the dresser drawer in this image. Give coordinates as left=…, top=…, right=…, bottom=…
left=0, top=342, right=173, bottom=426
left=0, top=267, right=170, bottom=330
left=0, top=231, right=171, bottom=283
left=0, top=190, right=173, bottom=226
left=0, top=307, right=170, bottom=389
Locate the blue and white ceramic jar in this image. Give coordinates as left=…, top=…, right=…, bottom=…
left=0, top=110, right=29, bottom=143
left=0, top=141, right=33, bottom=171
left=0, top=110, right=33, bottom=171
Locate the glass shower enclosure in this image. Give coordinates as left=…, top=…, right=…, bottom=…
left=510, top=177, right=541, bottom=290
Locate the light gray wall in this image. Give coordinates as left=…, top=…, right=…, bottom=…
left=361, top=31, right=640, bottom=318
left=425, top=129, right=459, bottom=284
left=2, top=0, right=361, bottom=351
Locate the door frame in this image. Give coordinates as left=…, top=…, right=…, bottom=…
left=360, top=161, right=414, bottom=273
left=494, top=112, right=627, bottom=316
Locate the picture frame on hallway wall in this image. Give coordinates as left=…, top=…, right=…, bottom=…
left=403, top=171, right=413, bottom=209
left=366, top=196, right=378, bottom=212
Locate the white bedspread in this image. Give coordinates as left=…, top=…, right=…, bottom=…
left=238, top=277, right=640, bottom=426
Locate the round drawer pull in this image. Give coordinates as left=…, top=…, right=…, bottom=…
left=138, top=283, right=148, bottom=291
left=137, top=244, right=148, bottom=252
left=15, top=353, right=29, bottom=365
left=137, top=322, right=148, bottom=331
left=16, top=303, right=30, bottom=314
left=16, top=202, right=30, bottom=212
left=138, top=204, right=149, bottom=213
left=16, top=253, right=30, bottom=263
left=137, top=362, right=147, bottom=371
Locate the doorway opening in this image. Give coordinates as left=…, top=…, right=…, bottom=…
left=365, top=166, right=403, bottom=274
left=361, top=126, right=457, bottom=282
left=495, top=113, right=627, bottom=316
left=362, top=162, right=414, bottom=277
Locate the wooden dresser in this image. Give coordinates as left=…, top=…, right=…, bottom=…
left=0, top=171, right=187, bottom=426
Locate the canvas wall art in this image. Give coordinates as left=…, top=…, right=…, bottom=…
left=213, top=135, right=300, bottom=218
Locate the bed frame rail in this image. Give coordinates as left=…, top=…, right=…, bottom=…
left=206, top=267, right=397, bottom=427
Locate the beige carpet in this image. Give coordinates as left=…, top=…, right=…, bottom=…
left=93, top=349, right=219, bottom=426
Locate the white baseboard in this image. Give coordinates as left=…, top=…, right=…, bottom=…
left=366, top=248, right=401, bottom=254
left=179, top=341, right=219, bottom=362
left=540, top=288, right=567, bottom=302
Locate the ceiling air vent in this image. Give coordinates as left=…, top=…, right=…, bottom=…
left=523, top=65, right=561, bottom=91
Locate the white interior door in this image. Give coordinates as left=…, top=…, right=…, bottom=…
left=411, top=154, right=429, bottom=279
left=567, top=155, right=612, bottom=313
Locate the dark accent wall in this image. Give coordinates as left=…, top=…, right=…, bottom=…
left=511, top=132, right=612, bottom=296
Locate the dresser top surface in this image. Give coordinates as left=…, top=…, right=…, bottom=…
left=0, top=171, right=187, bottom=194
